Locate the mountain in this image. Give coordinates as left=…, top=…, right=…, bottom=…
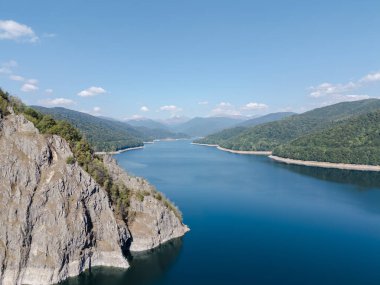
left=174, top=116, right=244, bottom=137
left=196, top=112, right=296, bottom=145
left=133, top=126, right=190, bottom=141
left=127, top=118, right=170, bottom=130
left=198, top=99, right=380, bottom=151
left=273, top=110, right=380, bottom=165
left=0, top=90, right=188, bottom=285
left=32, top=106, right=144, bottom=152
left=160, top=115, right=191, bottom=126
left=238, top=112, right=296, bottom=127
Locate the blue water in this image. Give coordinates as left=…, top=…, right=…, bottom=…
left=63, top=140, right=380, bottom=285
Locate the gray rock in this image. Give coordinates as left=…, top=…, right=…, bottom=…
left=103, top=156, right=190, bottom=252
left=0, top=113, right=188, bottom=284
left=0, top=114, right=129, bottom=285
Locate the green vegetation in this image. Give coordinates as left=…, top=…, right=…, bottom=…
left=33, top=106, right=189, bottom=151
left=32, top=106, right=144, bottom=152
left=196, top=99, right=380, bottom=166
left=1, top=88, right=182, bottom=222
left=273, top=110, right=380, bottom=165
left=197, top=99, right=380, bottom=151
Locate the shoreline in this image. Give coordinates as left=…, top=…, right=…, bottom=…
left=191, top=142, right=272, bottom=155
left=269, top=155, right=380, bottom=172
left=95, top=146, right=144, bottom=155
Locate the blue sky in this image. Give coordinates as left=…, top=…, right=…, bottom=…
left=1, top=0, right=380, bottom=120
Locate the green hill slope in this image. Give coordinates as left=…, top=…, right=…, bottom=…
left=216, top=99, right=380, bottom=151
left=273, top=110, right=380, bottom=165
left=195, top=112, right=295, bottom=145
left=33, top=106, right=144, bottom=152
left=238, top=112, right=296, bottom=127
left=174, top=117, right=244, bottom=137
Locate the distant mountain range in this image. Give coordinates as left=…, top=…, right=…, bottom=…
left=172, top=117, right=244, bottom=137
left=32, top=106, right=188, bottom=151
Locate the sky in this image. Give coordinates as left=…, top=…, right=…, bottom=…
left=1, top=0, right=380, bottom=120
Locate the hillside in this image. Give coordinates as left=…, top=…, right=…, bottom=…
left=127, top=118, right=170, bottom=130
left=273, top=110, right=380, bottom=165
left=195, top=112, right=295, bottom=145
left=238, top=112, right=296, bottom=127
left=133, top=126, right=190, bottom=141
left=212, top=99, right=380, bottom=151
left=174, top=116, right=244, bottom=137
left=33, top=106, right=144, bottom=152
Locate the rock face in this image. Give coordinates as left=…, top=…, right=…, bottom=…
left=0, top=113, right=188, bottom=285
left=104, top=156, right=190, bottom=251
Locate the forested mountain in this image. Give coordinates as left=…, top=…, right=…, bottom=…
left=198, top=99, right=380, bottom=151
left=127, top=118, right=170, bottom=130
left=238, top=112, right=295, bottom=127
left=273, top=110, right=380, bottom=165
left=195, top=112, right=295, bottom=145
left=33, top=106, right=144, bottom=152
left=173, top=116, right=244, bottom=137
left=133, top=126, right=189, bottom=141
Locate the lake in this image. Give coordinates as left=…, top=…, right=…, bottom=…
left=63, top=140, right=380, bottom=285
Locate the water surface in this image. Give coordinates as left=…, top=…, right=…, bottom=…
left=64, top=140, right=380, bottom=285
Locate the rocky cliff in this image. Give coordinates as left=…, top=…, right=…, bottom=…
left=103, top=156, right=189, bottom=251
left=0, top=112, right=188, bottom=285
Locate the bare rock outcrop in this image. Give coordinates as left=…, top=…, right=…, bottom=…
left=0, top=112, right=188, bottom=285
left=0, top=113, right=128, bottom=285
left=103, top=156, right=190, bottom=251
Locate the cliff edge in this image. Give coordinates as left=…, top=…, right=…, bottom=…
left=0, top=111, right=188, bottom=285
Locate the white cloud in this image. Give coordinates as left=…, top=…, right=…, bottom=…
left=0, top=20, right=38, bottom=42
left=21, top=83, right=38, bottom=92
left=160, top=105, right=182, bottom=112
left=140, top=106, right=149, bottom=112
left=309, top=70, right=380, bottom=102
left=45, top=88, right=53, bottom=94
left=0, top=60, right=17, bottom=74
left=360, top=72, right=380, bottom=83
left=9, top=74, right=24, bottom=81
left=198, top=101, right=208, bottom=105
left=242, top=102, right=268, bottom=110
left=77, top=86, right=107, bottom=97
left=93, top=106, right=101, bottom=113
left=309, top=82, right=356, bottom=98
left=41, top=98, right=75, bottom=106
left=27, top=78, right=38, bottom=84
left=211, top=102, right=241, bottom=116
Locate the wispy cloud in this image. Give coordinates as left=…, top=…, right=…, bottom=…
left=0, top=20, right=38, bottom=42
left=360, top=72, right=380, bottom=83
left=77, top=86, right=107, bottom=97
left=45, top=88, right=53, bottom=94
left=308, top=70, right=380, bottom=103
left=140, top=106, right=149, bottom=112
left=21, top=83, right=38, bottom=92
left=198, top=101, right=208, bottom=105
left=242, top=102, right=268, bottom=110
left=9, top=74, right=24, bottom=81
left=40, top=98, right=75, bottom=106
left=211, top=102, right=241, bottom=116
left=160, top=105, right=182, bottom=113
left=0, top=60, right=17, bottom=74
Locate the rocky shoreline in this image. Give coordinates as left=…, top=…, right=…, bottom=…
left=95, top=145, right=144, bottom=155
left=191, top=142, right=272, bottom=155
left=269, top=155, right=380, bottom=172
left=192, top=143, right=380, bottom=172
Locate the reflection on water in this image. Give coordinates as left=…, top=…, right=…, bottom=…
left=269, top=160, right=380, bottom=189
left=60, top=237, right=183, bottom=285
